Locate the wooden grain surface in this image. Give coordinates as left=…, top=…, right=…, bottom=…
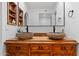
left=4, top=36, right=77, bottom=44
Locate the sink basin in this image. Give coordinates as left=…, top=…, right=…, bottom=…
left=16, top=32, right=33, bottom=40
left=47, top=32, right=65, bottom=40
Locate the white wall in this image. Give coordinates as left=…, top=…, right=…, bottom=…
left=1, top=2, right=27, bottom=56
left=2, top=2, right=19, bottom=56
left=65, top=2, right=79, bottom=42
left=0, top=2, right=2, bottom=56
left=65, top=2, right=79, bottom=56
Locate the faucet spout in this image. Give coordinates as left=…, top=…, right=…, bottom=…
left=26, top=25, right=28, bottom=32
left=53, top=25, right=55, bottom=33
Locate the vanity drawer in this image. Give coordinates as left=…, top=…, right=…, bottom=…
left=51, top=44, right=62, bottom=50
left=6, top=44, right=29, bottom=51
left=6, top=44, right=29, bottom=56
left=62, top=44, right=76, bottom=50
left=15, top=44, right=29, bottom=50
left=62, top=44, right=76, bottom=56
left=30, top=44, right=50, bottom=50
left=51, top=44, right=76, bottom=56
left=30, top=50, right=51, bottom=56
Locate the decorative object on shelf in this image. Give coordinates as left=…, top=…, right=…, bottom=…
left=68, top=10, right=74, bottom=17
left=7, top=2, right=17, bottom=25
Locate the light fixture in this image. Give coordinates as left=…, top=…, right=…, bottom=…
left=68, top=10, right=74, bottom=17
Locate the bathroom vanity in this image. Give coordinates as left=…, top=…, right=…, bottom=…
left=4, top=36, right=77, bottom=56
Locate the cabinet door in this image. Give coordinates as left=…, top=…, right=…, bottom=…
left=15, top=44, right=29, bottom=56
left=51, top=44, right=65, bottom=56
left=6, top=44, right=17, bottom=56
left=62, top=44, right=76, bottom=56
left=52, top=51, right=65, bottom=56
left=6, top=44, right=29, bottom=56
left=15, top=51, right=29, bottom=56
left=51, top=44, right=76, bottom=56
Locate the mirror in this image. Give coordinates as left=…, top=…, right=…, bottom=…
left=24, top=2, right=65, bottom=33
left=24, top=2, right=65, bottom=26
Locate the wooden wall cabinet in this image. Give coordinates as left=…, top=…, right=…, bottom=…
left=7, top=2, right=24, bottom=26
left=7, top=2, right=17, bottom=25
left=4, top=38, right=77, bottom=56
left=18, top=7, right=23, bottom=26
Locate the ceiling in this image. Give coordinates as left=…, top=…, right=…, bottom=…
left=25, top=2, right=57, bottom=9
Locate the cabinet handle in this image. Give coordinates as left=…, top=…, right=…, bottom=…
left=38, top=46, right=40, bottom=49
left=16, top=46, right=20, bottom=50
left=38, top=46, right=43, bottom=50
left=40, top=46, right=43, bottom=49
left=61, top=46, right=66, bottom=50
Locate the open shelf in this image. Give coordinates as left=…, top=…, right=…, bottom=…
left=9, top=14, right=16, bottom=18
left=9, top=8, right=16, bottom=14
left=7, top=2, right=17, bottom=25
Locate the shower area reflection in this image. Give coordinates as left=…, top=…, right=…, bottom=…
left=39, top=12, right=55, bottom=26
left=24, top=2, right=64, bottom=33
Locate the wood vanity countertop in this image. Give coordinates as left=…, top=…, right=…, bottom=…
left=4, top=36, right=77, bottom=44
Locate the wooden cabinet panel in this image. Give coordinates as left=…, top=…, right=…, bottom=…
left=15, top=51, right=29, bottom=56
left=51, top=44, right=62, bottom=50
left=4, top=38, right=77, bottom=56
left=63, top=44, right=76, bottom=56
left=7, top=2, right=17, bottom=25
left=30, top=53, right=50, bottom=56
left=51, top=44, right=76, bottom=56
left=30, top=44, right=50, bottom=50
left=6, top=44, right=29, bottom=56
left=52, top=51, right=65, bottom=56
left=30, top=50, right=51, bottom=56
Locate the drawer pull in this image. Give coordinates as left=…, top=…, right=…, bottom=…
left=38, top=46, right=40, bottom=49
left=16, top=46, right=20, bottom=50
left=38, top=46, right=43, bottom=50
left=40, top=46, right=43, bottom=49
left=61, top=46, right=66, bottom=50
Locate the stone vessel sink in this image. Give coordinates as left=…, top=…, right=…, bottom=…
left=47, top=32, right=65, bottom=40
left=16, top=32, right=33, bottom=40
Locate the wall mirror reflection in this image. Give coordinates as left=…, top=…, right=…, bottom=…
left=24, top=2, right=65, bottom=32
left=24, top=2, right=65, bottom=26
